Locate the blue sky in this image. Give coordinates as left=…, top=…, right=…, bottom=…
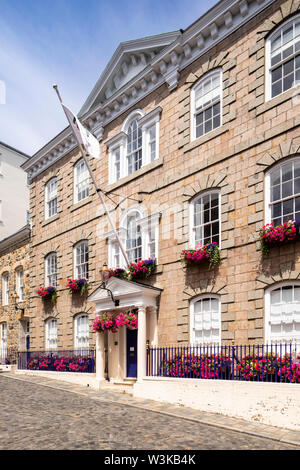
left=0, top=0, right=217, bottom=156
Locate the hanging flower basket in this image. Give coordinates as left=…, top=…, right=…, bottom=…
left=93, top=312, right=118, bottom=333
left=37, top=286, right=57, bottom=304
left=93, top=310, right=138, bottom=333
left=125, top=310, right=138, bottom=330
left=128, top=259, right=156, bottom=280
left=181, top=243, right=220, bottom=269
left=259, top=220, right=297, bottom=257
left=66, top=278, right=88, bottom=296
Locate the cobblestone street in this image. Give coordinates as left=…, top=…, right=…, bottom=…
left=0, top=374, right=299, bottom=451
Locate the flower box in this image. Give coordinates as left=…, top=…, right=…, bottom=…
left=106, top=260, right=157, bottom=281
left=107, top=268, right=128, bottom=280
left=37, top=286, right=57, bottom=304
left=181, top=243, right=220, bottom=269
left=66, top=278, right=88, bottom=296
left=128, top=258, right=156, bottom=280
left=259, top=220, right=297, bottom=257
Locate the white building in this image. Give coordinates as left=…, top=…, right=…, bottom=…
left=0, top=142, right=30, bottom=240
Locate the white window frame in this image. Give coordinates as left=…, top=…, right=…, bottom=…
left=190, top=295, right=221, bottom=346
left=74, top=158, right=89, bottom=204
left=190, top=69, right=222, bottom=142
left=45, top=318, right=58, bottom=350
left=189, top=190, right=221, bottom=248
left=108, top=133, right=127, bottom=185
left=106, top=208, right=160, bottom=269
left=126, top=116, right=143, bottom=175
left=16, top=267, right=24, bottom=302
left=265, top=157, right=300, bottom=224
left=45, top=252, right=57, bottom=287
left=265, top=281, right=300, bottom=347
left=45, top=177, right=58, bottom=219
left=74, top=240, right=89, bottom=279
left=266, top=14, right=300, bottom=102
left=2, top=273, right=9, bottom=306
left=0, top=322, right=7, bottom=359
left=107, top=108, right=161, bottom=184
left=74, top=314, right=89, bottom=349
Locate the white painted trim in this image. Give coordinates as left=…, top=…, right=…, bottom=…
left=189, top=294, right=221, bottom=346
left=189, top=189, right=221, bottom=249
left=265, top=13, right=300, bottom=102
left=264, top=280, right=300, bottom=345
left=190, top=68, right=222, bottom=143
left=264, top=156, right=300, bottom=224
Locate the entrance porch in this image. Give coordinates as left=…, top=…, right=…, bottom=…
left=88, top=277, right=162, bottom=384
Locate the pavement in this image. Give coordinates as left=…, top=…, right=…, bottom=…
left=1, top=371, right=300, bottom=450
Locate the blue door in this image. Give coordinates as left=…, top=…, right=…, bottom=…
left=126, top=329, right=137, bottom=378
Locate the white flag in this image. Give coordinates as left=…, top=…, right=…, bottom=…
left=62, top=104, right=100, bottom=160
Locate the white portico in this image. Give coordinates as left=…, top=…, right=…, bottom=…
left=88, top=277, right=161, bottom=384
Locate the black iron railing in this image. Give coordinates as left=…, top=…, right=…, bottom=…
left=18, top=349, right=96, bottom=373
left=147, top=343, right=300, bottom=384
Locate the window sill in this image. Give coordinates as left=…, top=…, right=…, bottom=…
left=183, top=123, right=230, bottom=154
left=257, top=85, right=300, bottom=116
left=106, top=158, right=164, bottom=192
left=41, top=214, right=60, bottom=227
left=70, top=196, right=93, bottom=212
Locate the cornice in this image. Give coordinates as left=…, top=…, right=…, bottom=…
left=0, top=224, right=30, bottom=254
left=23, top=0, right=276, bottom=181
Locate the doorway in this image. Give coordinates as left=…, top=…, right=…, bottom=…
left=126, top=328, right=137, bottom=378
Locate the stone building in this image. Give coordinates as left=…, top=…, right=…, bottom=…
left=0, top=225, right=31, bottom=362
left=22, top=0, right=300, bottom=382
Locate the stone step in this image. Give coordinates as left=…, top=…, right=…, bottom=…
left=101, top=379, right=136, bottom=395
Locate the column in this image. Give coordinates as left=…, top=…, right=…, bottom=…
left=137, top=305, right=147, bottom=382
left=148, top=306, right=158, bottom=376
left=148, top=306, right=158, bottom=346
left=96, top=330, right=105, bottom=382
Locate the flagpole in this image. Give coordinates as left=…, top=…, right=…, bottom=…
left=53, top=84, right=131, bottom=268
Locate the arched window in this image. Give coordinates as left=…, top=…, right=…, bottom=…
left=127, top=117, right=143, bottom=175
left=45, top=253, right=57, bottom=287
left=266, top=14, right=300, bottom=100
left=74, top=158, right=89, bottom=203
left=0, top=322, right=7, bottom=360
left=2, top=273, right=9, bottom=306
left=190, top=190, right=221, bottom=247
left=45, top=318, right=57, bottom=350
left=265, top=282, right=300, bottom=347
left=74, top=314, right=89, bottom=349
left=106, top=207, right=159, bottom=269
left=265, top=157, right=300, bottom=225
left=45, top=177, right=58, bottom=219
left=126, top=212, right=142, bottom=263
left=16, top=267, right=24, bottom=302
left=190, top=295, right=221, bottom=345
left=74, top=241, right=89, bottom=279
left=191, top=69, right=222, bottom=141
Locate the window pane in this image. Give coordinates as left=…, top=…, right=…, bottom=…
left=272, top=80, right=282, bottom=97
left=282, top=180, right=293, bottom=198
left=282, top=163, right=293, bottom=182
left=271, top=185, right=281, bottom=202
left=272, top=66, right=282, bottom=83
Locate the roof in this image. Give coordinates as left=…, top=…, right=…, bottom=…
left=0, top=224, right=31, bottom=254
left=0, top=141, right=30, bottom=159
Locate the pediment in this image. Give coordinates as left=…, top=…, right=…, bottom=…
left=88, top=277, right=162, bottom=303
left=79, top=31, right=180, bottom=117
